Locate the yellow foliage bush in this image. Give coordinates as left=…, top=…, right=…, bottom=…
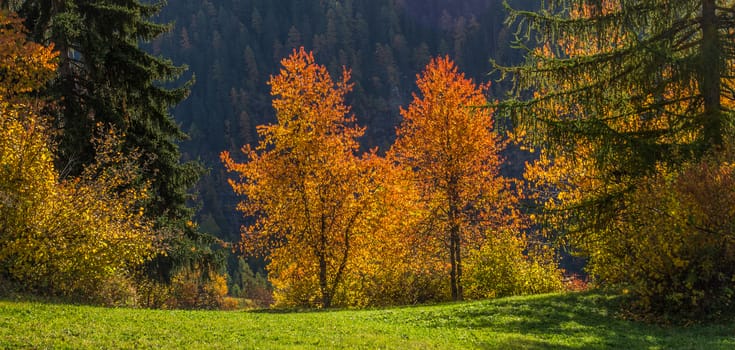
left=221, top=297, right=242, bottom=310
left=464, top=230, right=564, bottom=299
left=600, top=158, right=735, bottom=317
left=0, top=12, right=156, bottom=303
left=136, top=279, right=175, bottom=309
left=0, top=121, right=157, bottom=302
left=268, top=249, right=321, bottom=307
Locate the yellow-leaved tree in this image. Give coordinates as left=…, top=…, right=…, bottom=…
left=0, top=11, right=156, bottom=304
left=222, top=48, right=380, bottom=308
left=0, top=10, right=61, bottom=293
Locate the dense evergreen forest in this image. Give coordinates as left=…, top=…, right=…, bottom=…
left=150, top=0, right=534, bottom=242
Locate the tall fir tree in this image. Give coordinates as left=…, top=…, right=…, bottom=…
left=496, top=0, right=735, bottom=314
left=11, top=0, right=219, bottom=281
left=495, top=0, right=735, bottom=234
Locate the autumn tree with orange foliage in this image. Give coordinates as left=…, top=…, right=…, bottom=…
left=343, top=157, right=452, bottom=306
left=0, top=12, right=56, bottom=106
left=222, top=48, right=380, bottom=308
left=390, top=57, right=529, bottom=301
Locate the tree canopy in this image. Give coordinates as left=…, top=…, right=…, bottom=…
left=222, top=48, right=380, bottom=307
left=390, top=56, right=521, bottom=301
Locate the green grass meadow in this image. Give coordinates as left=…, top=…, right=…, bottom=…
left=1, top=292, right=733, bottom=349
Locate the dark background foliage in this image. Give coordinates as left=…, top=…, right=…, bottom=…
left=149, top=0, right=537, bottom=243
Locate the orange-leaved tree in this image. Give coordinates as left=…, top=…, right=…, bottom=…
left=222, top=48, right=378, bottom=308
left=0, top=11, right=57, bottom=105
left=389, top=56, right=523, bottom=301
left=343, top=155, right=449, bottom=306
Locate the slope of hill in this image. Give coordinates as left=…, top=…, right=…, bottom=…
left=2, top=293, right=732, bottom=349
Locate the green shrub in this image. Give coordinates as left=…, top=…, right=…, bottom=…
left=235, top=260, right=273, bottom=307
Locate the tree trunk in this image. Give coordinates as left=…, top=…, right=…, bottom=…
left=450, top=229, right=458, bottom=300
left=319, top=255, right=331, bottom=308
left=700, top=0, right=722, bottom=149
left=318, top=232, right=331, bottom=308
left=450, top=222, right=463, bottom=301
left=455, top=227, right=463, bottom=301
left=448, top=185, right=463, bottom=301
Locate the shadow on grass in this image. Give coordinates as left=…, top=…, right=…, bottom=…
left=476, top=337, right=580, bottom=350
left=248, top=306, right=353, bottom=314
left=404, top=292, right=734, bottom=349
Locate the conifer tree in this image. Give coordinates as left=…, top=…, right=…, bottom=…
left=497, top=0, right=735, bottom=314
left=501, top=0, right=734, bottom=158
left=496, top=0, right=735, bottom=236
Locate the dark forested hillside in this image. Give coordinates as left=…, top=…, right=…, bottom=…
left=149, top=0, right=533, bottom=241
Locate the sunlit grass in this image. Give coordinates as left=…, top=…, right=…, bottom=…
left=1, top=292, right=733, bottom=349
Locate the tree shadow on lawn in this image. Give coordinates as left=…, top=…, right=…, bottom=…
left=248, top=306, right=350, bottom=314
left=412, top=292, right=735, bottom=349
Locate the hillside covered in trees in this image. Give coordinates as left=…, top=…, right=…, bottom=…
left=150, top=0, right=535, bottom=241
left=5, top=0, right=735, bottom=321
